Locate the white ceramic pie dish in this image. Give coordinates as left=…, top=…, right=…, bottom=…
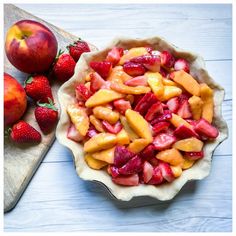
left=56, top=36, right=228, bottom=201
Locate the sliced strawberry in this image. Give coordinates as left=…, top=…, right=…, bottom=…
left=86, top=126, right=98, bottom=138
left=153, top=133, right=177, bottom=151
left=166, top=127, right=175, bottom=135
left=152, top=121, right=170, bottom=135
left=132, top=94, right=144, bottom=108
left=138, top=172, right=144, bottom=184
left=178, top=93, right=191, bottom=105
left=90, top=72, right=106, bottom=92
left=148, top=166, right=164, bottom=185
left=158, top=161, right=175, bottom=182
left=159, top=67, right=168, bottom=78
left=113, top=99, right=131, bottom=115
left=184, top=151, right=204, bottom=160
left=145, top=102, right=163, bottom=121
left=124, top=76, right=148, bottom=87
left=151, top=50, right=161, bottom=56
left=150, top=110, right=172, bottom=125
left=108, top=165, right=120, bottom=178
left=174, top=58, right=190, bottom=73
left=149, top=157, right=159, bottom=166
left=174, top=124, right=200, bottom=139
left=143, top=161, right=154, bottom=183
left=90, top=61, right=112, bottom=79
left=160, top=51, right=175, bottom=68
left=134, top=92, right=158, bottom=116
left=112, top=174, right=139, bottom=186
left=114, top=145, right=135, bottom=167
left=75, top=84, right=92, bottom=101
left=162, top=103, right=168, bottom=110
left=106, top=47, right=124, bottom=66
left=123, top=62, right=146, bottom=76
left=119, top=155, right=142, bottom=175
left=102, top=121, right=122, bottom=134
left=145, top=46, right=153, bottom=53
left=140, top=144, right=156, bottom=160
left=131, top=55, right=161, bottom=72
left=185, top=119, right=198, bottom=126
left=166, top=97, right=179, bottom=113
left=67, top=124, right=84, bottom=142
left=194, top=118, right=219, bottom=139
left=177, top=100, right=192, bottom=119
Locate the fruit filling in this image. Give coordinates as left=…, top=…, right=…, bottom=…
left=66, top=46, right=219, bottom=186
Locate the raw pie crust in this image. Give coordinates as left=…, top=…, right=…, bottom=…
left=56, top=37, right=228, bottom=201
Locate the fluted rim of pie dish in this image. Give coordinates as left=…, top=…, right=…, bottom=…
left=56, top=36, right=228, bottom=201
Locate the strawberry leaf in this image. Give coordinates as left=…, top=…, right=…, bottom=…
left=37, top=98, right=57, bottom=111
left=24, top=76, right=33, bottom=87
left=4, top=127, right=12, bottom=138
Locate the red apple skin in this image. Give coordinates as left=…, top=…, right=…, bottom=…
left=4, top=73, right=27, bottom=126
left=5, top=20, right=58, bottom=74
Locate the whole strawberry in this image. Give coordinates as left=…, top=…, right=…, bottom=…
left=24, top=75, right=53, bottom=103
left=35, top=99, right=58, bottom=133
left=10, top=120, right=41, bottom=143
left=67, top=39, right=90, bottom=62
left=53, top=51, right=76, bottom=83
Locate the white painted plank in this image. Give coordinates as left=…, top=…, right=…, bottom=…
left=15, top=4, right=232, bottom=60
left=4, top=155, right=232, bottom=232
left=16, top=4, right=232, bottom=20
left=205, top=61, right=232, bottom=100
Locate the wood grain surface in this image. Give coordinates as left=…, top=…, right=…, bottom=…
left=3, top=4, right=96, bottom=213
left=4, top=3, right=232, bottom=232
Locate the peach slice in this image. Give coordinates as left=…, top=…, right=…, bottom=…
left=125, top=109, right=153, bottom=142
left=85, top=154, right=108, bottom=170
left=107, top=66, right=132, bottom=83
left=162, top=78, right=178, bottom=86
left=120, top=115, right=139, bottom=141
left=85, top=89, right=124, bottom=108
left=172, top=70, right=200, bottom=96
left=160, top=86, right=182, bottom=101
left=182, top=158, right=195, bottom=170
left=93, top=106, right=119, bottom=124
left=117, top=129, right=130, bottom=145
left=89, top=115, right=105, bottom=132
left=92, top=147, right=115, bottom=164
left=170, top=113, right=193, bottom=129
left=156, top=148, right=184, bottom=166
left=146, top=72, right=164, bottom=98
left=119, top=47, right=149, bottom=65
left=200, top=83, right=214, bottom=123
left=84, top=133, right=117, bottom=152
left=85, top=72, right=93, bottom=81
left=170, top=165, right=183, bottom=178
left=173, top=137, right=203, bottom=152
left=128, top=138, right=150, bottom=153
left=67, top=104, right=89, bottom=136
left=110, top=81, right=151, bottom=95
left=188, top=95, right=203, bottom=120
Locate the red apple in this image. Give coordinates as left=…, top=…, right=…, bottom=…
left=5, top=20, right=58, bottom=74
left=4, top=73, right=27, bottom=126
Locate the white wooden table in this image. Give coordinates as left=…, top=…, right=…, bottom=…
left=4, top=4, right=232, bottom=232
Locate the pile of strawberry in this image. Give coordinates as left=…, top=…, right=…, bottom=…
left=66, top=46, right=219, bottom=186
left=9, top=39, right=91, bottom=144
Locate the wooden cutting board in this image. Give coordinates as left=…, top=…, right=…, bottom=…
left=4, top=4, right=97, bottom=212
